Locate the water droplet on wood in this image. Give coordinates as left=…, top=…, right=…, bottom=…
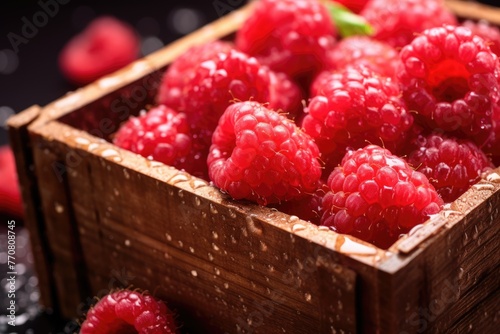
left=486, top=172, right=500, bottom=183
left=472, top=182, right=495, bottom=191
left=339, top=237, right=377, bottom=256
left=54, top=202, right=64, bottom=213
left=170, top=173, right=189, bottom=184
left=246, top=215, right=263, bottom=235
left=292, top=223, right=306, bottom=232
left=75, top=137, right=90, bottom=146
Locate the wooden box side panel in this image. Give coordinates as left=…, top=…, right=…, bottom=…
left=422, top=179, right=500, bottom=333
left=377, top=172, right=500, bottom=333
left=32, top=121, right=360, bottom=334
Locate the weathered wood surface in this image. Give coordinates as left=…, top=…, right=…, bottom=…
left=7, top=106, right=58, bottom=310
left=379, top=169, right=500, bottom=333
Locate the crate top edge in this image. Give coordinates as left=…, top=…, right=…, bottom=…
left=28, top=119, right=500, bottom=275
left=445, top=0, right=500, bottom=25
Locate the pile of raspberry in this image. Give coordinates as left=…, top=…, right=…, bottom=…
left=111, top=0, right=499, bottom=249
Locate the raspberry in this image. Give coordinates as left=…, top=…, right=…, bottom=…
left=330, top=0, right=369, bottom=13
left=156, top=41, right=234, bottom=108
left=80, top=290, right=178, bottom=333
left=321, top=145, right=443, bottom=249
left=268, top=71, right=304, bottom=119
left=0, top=146, right=23, bottom=218
left=326, top=36, right=401, bottom=79
left=303, top=65, right=413, bottom=175
left=462, top=20, right=500, bottom=57
left=235, top=0, right=336, bottom=85
left=398, top=25, right=500, bottom=146
left=361, top=0, right=457, bottom=48
left=208, top=101, right=321, bottom=206
left=483, top=107, right=500, bottom=166
left=113, top=105, right=208, bottom=179
left=59, top=16, right=139, bottom=85
left=157, top=47, right=301, bottom=150
left=407, top=133, right=493, bottom=202
left=270, top=182, right=328, bottom=225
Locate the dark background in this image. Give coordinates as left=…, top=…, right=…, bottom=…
left=0, top=0, right=499, bottom=333
left=0, top=0, right=246, bottom=146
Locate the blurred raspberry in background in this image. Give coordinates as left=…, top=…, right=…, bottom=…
left=0, top=145, right=22, bottom=219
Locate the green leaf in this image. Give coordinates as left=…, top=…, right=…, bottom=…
left=327, top=1, right=374, bottom=38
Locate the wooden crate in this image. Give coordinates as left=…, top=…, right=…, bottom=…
left=8, top=1, right=500, bottom=333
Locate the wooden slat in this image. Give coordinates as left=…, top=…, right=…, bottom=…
left=7, top=105, right=56, bottom=310
left=28, top=131, right=91, bottom=318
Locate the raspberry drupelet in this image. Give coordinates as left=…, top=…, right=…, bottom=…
left=407, top=133, right=493, bottom=203
left=303, top=65, right=413, bottom=176
left=462, top=20, right=500, bottom=57
left=80, top=290, right=178, bottom=334
left=321, top=145, right=443, bottom=249
left=208, top=101, right=322, bottom=206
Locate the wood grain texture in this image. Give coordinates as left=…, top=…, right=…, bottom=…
left=6, top=106, right=56, bottom=310
left=378, top=169, right=500, bottom=333
left=28, top=129, right=91, bottom=319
